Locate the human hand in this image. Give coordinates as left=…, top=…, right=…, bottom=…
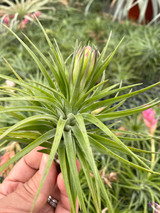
left=0, top=147, right=80, bottom=213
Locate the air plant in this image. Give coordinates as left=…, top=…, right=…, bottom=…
left=116, top=159, right=160, bottom=213
left=0, top=20, right=160, bottom=213
left=0, top=0, right=58, bottom=31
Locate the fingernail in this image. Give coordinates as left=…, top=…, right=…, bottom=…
left=39, top=154, right=49, bottom=175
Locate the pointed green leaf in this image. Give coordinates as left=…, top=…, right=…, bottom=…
left=64, top=130, right=87, bottom=212
left=81, top=82, right=160, bottom=112
left=90, top=136, right=160, bottom=174
left=73, top=114, right=114, bottom=212
left=83, top=114, right=150, bottom=170
left=0, top=114, right=57, bottom=140
left=58, top=142, right=76, bottom=213
left=76, top=145, right=100, bottom=212
left=4, top=25, right=55, bottom=89
left=32, top=118, right=66, bottom=212
left=0, top=129, right=55, bottom=173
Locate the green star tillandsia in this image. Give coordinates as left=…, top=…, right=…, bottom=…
left=0, top=19, right=160, bottom=213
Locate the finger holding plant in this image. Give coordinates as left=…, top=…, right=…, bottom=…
left=0, top=20, right=160, bottom=213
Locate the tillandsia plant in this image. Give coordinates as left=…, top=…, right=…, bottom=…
left=0, top=20, right=160, bottom=212
left=0, top=0, right=58, bottom=31
left=115, top=158, right=160, bottom=212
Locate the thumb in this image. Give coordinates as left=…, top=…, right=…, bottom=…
left=0, top=154, right=57, bottom=213
left=24, top=154, right=57, bottom=212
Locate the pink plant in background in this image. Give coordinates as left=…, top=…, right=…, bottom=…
left=19, top=13, right=31, bottom=29
left=3, top=16, right=9, bottom=26
left=149, top=202, right=160, bottom=213
left=23, top=18, right=29, bottom=24
left=20, top=18, right=29, bottom=29
left=142, top=108, right=158, bottom=134
left=34, top=11, right=40, bottom=18
left=33, top=11, right=40, bottom=20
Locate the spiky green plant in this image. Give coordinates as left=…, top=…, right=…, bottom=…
left=0, top=21, right=160, bottom=212
left=115, top=159, right=160, bottom=212
left=0, top=0, right=57, bottom=19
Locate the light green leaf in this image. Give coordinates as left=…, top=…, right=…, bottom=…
left=0, top=114, right=57, bottom=140
left=74, top=78, right=109, bottom=110
left=32, top=118, right=66, bottom=212
left=35, top=18, right=69, bottom=98
left=82, top=83, right=141, bottom=110
left=58, top=142, right=76, bottom=213
left=4, top=25, right=55, bottom=89
left=89, top=38, right=124, bottom=89
left=76, top=145, right=100, bottom=212
left=0, top=96, right=63, bottom=114
left=90, top=136, right=160, bottom=174
left=0, top=129, right=55, bottom=173
left=64, top=130, right=87, bottom=212
left=73, top=114, right=114, bottom=213
left=0, top=106, right=54, bottom=115
left=83, top=114, right=150, bottom=170
left=81, top=81, right=160, bottom=112
left=96, top=99, right=160, bottom=121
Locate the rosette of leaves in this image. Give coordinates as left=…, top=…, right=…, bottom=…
left=0, top=0, right=58, bottom=32
left=0, top=22, right=160, bottom=213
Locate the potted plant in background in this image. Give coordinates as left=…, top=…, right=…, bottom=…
left=110, top=0, right=160, bottom=24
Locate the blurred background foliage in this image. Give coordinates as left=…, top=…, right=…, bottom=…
left=0, top=0, right=160, bottom=212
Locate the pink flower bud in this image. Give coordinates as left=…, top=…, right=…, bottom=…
left=142, top=108, right=158, bottom=134
left=149, top=202, right=160, bottom=213
left=34, top=11, right=40, bottom=18
left=20, top=18, right=29, bottom=29
left=3, top=16, right=9, bottom=26
left=23, top=18, right=29, bottom=24
left=73, top=46, right=97, bottom=84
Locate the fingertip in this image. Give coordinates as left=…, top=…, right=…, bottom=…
left=39, top=154, right=49, bottom=175
left=57, top=173, right=67, bottom=196
left=56, top=173, right=71, bottom=211
left=57, top=160, right=81, bottom=195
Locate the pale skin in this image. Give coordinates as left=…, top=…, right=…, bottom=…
left=0, top=147, right=80, bottom=213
